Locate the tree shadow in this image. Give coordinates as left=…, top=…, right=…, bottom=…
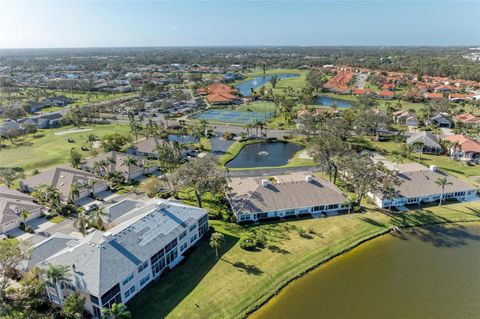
left=267, top=245, right=290, bottom=255
left=357, top=217, right=386, bottom=228
left=221, top=259, right=264, bottom=276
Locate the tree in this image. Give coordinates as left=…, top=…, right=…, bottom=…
left=400, top=143, right=415, bottom=160
left=18, top=266, right=48, bottom=310
left=210, top=232, right=224, bottom=259
left=353, top=109, right=390, bottom=136
left=0, top=167, right=24, bottom=188
left=89, top=208, right=108, bottom=230
left=102, top=303, right=131, bottom=319
left=69, top=182, right=81, bottom=203
left=101, top=134, right=129, bottom=152
left=121, top=156, right=138, bottom=181
left=86, top=134, right=99, bottom=152
left=306, top=70, right=325, bottom=91
left=435, top=177, right=452, bottom=207
left=43, top=263, right=72, bottom=309
left=339, top=154, right=399, bottom=206
left=20, top=209, right=30, bottom=227
left=138, top=176, right=163, bottom=198
left=156, top=141, right=183, bottom=173
left=392, top=154, right=404, bottom=169
left=308, top=132, right=347, bottom=184
left=73, top=211, right=89, bottom=237
left=1, top=127, right=23, bottom=145
left=269, top=76, right=278, bottom=88
left=0, top=239, right=30, bottom=301
left=176, top=156, right=227, bottom=208
left=63, top=291, right=86, bottom=319
left=69, top=148, right=82, bottom=168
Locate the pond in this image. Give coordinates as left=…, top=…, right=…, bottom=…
left=167, top=134, right=198, bottom=144
left=225, top=142, right=304, bottom=168
left=314, top=95, right=353, bottom=108
left=250, top=223, right=480, bottom=319
left=236, top=73, right=299, bottom=96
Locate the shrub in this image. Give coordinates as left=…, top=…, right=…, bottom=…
left=239, top=237, right=257, bottom=251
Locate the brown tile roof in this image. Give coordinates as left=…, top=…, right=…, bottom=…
left=227, top=172, right=347, bottom=214
left=455, top=113, right=480, bottom=124
left=446, top=134, right=480, bottom=153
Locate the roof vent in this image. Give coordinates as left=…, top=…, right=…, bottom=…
left=305, top=175, right=314, bottom=183
left=430, top=165, right=437, bottom=172
left=103, top=232, right=113, bottom=242
left=261, top=179, right=269, bottom=187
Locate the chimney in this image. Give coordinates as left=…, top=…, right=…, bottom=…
left=103, top=232, right=113, bottom=242
left=430, top=165, right=437, bottom=172
left=305, top=175, right=314, bottom=183
left=261, top=179, right=269, bottom=187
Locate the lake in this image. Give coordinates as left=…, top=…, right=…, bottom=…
left=236, top=73, right=299, bottom=96
left=251, top=223, right=480, bottom=319
left=314, top=95, right=353, bottom=108
left=225, top=142, right=304, bottom=168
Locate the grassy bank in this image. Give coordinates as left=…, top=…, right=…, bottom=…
left=0, top=124, right=131, bottom=172
left=128, top=200, right=480, bottom=319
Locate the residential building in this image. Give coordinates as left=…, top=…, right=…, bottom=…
left=81, top=151, right=158, bottom=181
left=406, top=131, right=443, bottom=154
left=377, top=90, right=394, bottom=99
left=455, top=113, right=480, bottom=128
left=39, top=199, right=209, bottom=317
left=423, top=92, right=444, bottom=101
left=393, top=110, right=419, bottom=127
left=446, top=134, right=480, bottom=163
left=20, top=166, right=108, bottom=203
left=227, top=172, right=349, bottom=223
left=368, top=163, right=477, bottom=209
left=197, top=83, right=241, bottom=104
left=0, top=186, right=43, bottom=233
left=427, top=113, right=452, bottom=128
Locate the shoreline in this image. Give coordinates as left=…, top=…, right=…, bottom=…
left=244, top=218, right=480, bottom=319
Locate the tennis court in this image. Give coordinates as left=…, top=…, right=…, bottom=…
left=192, top=109, right=273, bottom=124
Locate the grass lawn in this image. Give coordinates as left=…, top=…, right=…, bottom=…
left=128, top=200, right=480, bottom=319
left=49, top=215, right=66, bottom=224
left=0, top=124, right=131, bottom=172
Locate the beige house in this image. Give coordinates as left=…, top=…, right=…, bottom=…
left=0, top=186, right=43, bottom=233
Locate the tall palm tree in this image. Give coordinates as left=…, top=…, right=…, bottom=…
left=69, top=182, right=81, bottom=203
left=121, top=156, right=138, bottom=181
left=93, top=160, right=107, bottom=177
left=89, top=207, right=108, bottom=230
left=435, top=177, right=452, bottom=207
left=393, top=154, right=404, bottom=170
left=209, top=232, right=224, bottom=259
left=401, top=143, right=415, bottom=160
left=102, top=303, right=131, bottom=319
left=73, top=210, right=88, bottom=237
left=44, top=263, right=72, bottom=309
left=20, top=209, right=30, bottom=227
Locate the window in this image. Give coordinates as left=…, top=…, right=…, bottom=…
left=165, top=247, right=178, bottom=265
left=140, top=274, right=150, bottom=287
left=90, top=295, right=99, bottom=305
left=190, top=234, right=198, bottom=243
left=312, top=205, right=324, bottom=212
left=189, top=224, right=197, bottom=232
left=180, top=242, right=188, bottom=252
left=122, top=273, right=134, bottom=286
left=92, top=306, right=101, bottom=317
left=285, top=209, right=295, bottom=216
left=240, top=214, right=250, bottom=221
left=124, top=285, right=136, bottom=299
left=138, top=261, right=149, bottom=273
left=179, top=231, right=187, bottom=240
left=299, top=208, right=309, bottom=214
left=101, top=283, right=121, bottom=308
left=327, top=204, right=338, bottom=210
left=257, top=213, right=268, bottom=219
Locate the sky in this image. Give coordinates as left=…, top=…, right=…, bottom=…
left=0, top=1, right=479, bottom=48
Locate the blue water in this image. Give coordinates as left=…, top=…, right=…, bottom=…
left=314, top=95, right=353, bottom=108
left=193, top=109, right=272, bottom=125
left=225, top=142, right=304, bottom=168
left=167, top=134, right=198, bottom=144
left=236, top=73, right=299, bottom=96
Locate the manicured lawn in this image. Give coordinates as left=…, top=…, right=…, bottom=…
left=49, top=215, right=66, bottom=224
left=0, top=124, right=131, bottom=172
left=128, top=201, right=480, bottom=319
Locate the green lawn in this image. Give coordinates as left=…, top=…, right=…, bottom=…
left=0, top=124, right=131, bottom=172
left=49, top=215, right=66, bottom=224
left=128, top=201, right=480, bottom=319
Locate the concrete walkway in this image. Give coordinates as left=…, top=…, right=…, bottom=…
left=228, top=166, right=319, bottom=178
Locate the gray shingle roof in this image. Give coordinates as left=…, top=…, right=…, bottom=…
left=0, top=186, right=42, bottom=227
left=406, top=131, right=442, bottom=149
left=83, top=151, right=146, bottom=178
left=24, top=233, right=78, bottom=271
left=227, top=172, right=347, bottom=214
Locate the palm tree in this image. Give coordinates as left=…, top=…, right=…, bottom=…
left=121, top=156, right=138, bottom=181
left=69, top=182, right=81, bottom=203
left=93, top=160, right=107, bottom=177
left=435, top=177, right=452, bottom=207
left=89, top=207, right=108, bottom=230
left=209, top=232, right=224, bottom=259
left=86, top=134, right=99, bottom=152
left=102, top=303, right=131, bottom=319
left=73, top=210, right=89, bottom=237
left=393, top=154, right=404, bottom=170
left=20, top=209, right=30, bottom=227
left=44, top=263, right=72, bottom=309
left=401, top=143, right=415, bottom=160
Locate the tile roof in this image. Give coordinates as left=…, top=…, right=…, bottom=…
left=227, top=172, right=347, bottom=214
left=446, top=134, right=480, bottom=153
